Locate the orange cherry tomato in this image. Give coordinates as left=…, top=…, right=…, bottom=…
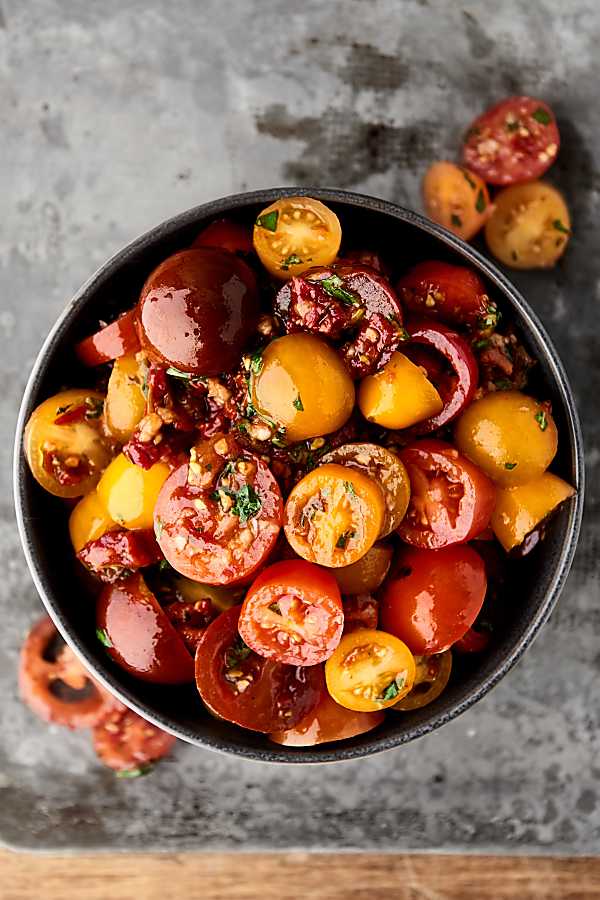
left=423, top=161, right=491, bottom=241
left=332, top=543, right=393, bottom=595
left=358, top=351, right=443, bottom=430
left=269, top=686, right=384, bottom=746
left=253, top=196, right=342, bottom=279
left=491, top=471, right=575, bottom=551
left=104, top=353, right=146, bottom=442
left=392, top=650, right=453, bottom=711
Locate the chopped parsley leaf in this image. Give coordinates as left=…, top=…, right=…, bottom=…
left=55, top=404, right=70, bottom=415
left=255, top=210, right=279, bottom=232
left=293, top=394, right=304, bottom=411
left=280, top=253, right=303, bottom=271
left=472, top=338, right=490, bottom=351
left=462, top=169, right=476, bottom=189
left=336, top=529, right=355, bottom=549
left=85, top=397, right=104, bottom=419
left=116, top=764, right=154, bottom=779
left=494, top=379, right=513, bottom=391
left=504, top=462, right=517, bottom=470
left=534, top=410, right=548, bottom=431
left=381, top=675, right=406, bottom=702
left=96, top=627, right=113, bottom=648
left=553, top=219, right=570, bottom=234
left=318, top=274, right=360, bottom=306
left=475, top=189, right=486, bottom=213
left=158, top=559, right=173, bottom=574
left=154, top=517, right=164, bottom=540
left=230, top=483, right=262, bottom=524
left=225, top=635, right=251, bottom=669
left=250, top=351, right=263, bottom=374
left=532, top=107, right=552, bottom=125
left=344, top=481, right=356, bottom=496
left=451, top=213, right=463, bottom=227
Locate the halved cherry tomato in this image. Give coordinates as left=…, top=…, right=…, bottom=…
left=484, top=181, right=571, bottom=269
left=239, top=560, right=343, bottom=666
left=69, top=490, right=118, bottom=553
left=97, top=574, right=195, bottom=683
left=253, top=196, right=342, bottom=279
left=321, top=443, right=411, bottom=537
left=19, top=616, right=118, bottom=728
left=462, top=96, right=560, bottom=186
left=380, top=545, right=486, bottom=654
left=154, top=434, right=282, bottom=585
left=77, top=528, right=162, bottom=581
left=104, top=354, right=146, bottom=442
left=342, top=594, right=379, bottom=634
left=195, top=605, right=323, bottom=732
left=332, top=543, right=393, bottom=595
left=491, top=471, right=575, bottom=552
left=453, top=627, right=491, bottom=654
left=92, top=706, right=176, bottom=773
left=75, top=309, right=140, bottom=367
left=423, top=161, right=491, bottom=241
left=404, top=319, right=479, bottom=432
left=358, top=351, right=443, bottom=430
left=96, top=453, right=170, bottom=530
left=269, top=685, right=384, bottom=746
left=325, top=629, right=416, bottom=712
left=397, top=261, right=498, bottom=331
left=284, top=463, right=385, bottom=567
left=392, top=650, right=452, bottom=710
left=24, top=390, right=112, bottom=498
left=398, top=440, right=496, bottom=549
left=192, top=218, right=253, bottom=256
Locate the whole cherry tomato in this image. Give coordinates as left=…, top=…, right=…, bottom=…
left=397, top=261, right=498, bottom=331
left=192, top=218, right=253, bottom=256
left=380, top=545, right=486, bottom=654
left=269, top=685, right=384, bottom=747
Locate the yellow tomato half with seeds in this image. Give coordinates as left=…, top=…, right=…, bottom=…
left=253, top=196, right=342, bottom=279
left=325, top=629, right=416, bottom=712
left=423, top=161, right=491, bottom=241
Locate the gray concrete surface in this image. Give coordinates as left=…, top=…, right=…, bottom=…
left=1, top=0, right=599, bottom=853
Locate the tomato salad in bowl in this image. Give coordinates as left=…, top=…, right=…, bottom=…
left=15, top=190, right=582, bottom=762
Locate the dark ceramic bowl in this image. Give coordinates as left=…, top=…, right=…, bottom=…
left=14, top=188, right=584, bottom=763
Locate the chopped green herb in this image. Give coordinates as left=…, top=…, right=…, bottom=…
left=158, top=559, right=173, bottom=574
left=479, top=303, right=500, bottom=331
left=336, top=529, right=355, bottom=549
left=293, top=394, right=304, bottom=411
left=141, top=371, right=149, bottom=399
left=166, top=366, right=192, bottom=380
left=318, top=274, right=360, bottom=306
left=231, top=483, right=262, bottom=524
left=451, top=214, right=463, bottom=228
left=532, top=107, right=552, bottom=125
left=553, top=219, right=570, bottom=234
left=462, top=169, right=477, bottom=189
left=116, top=764, right=153, bottom=779
left=504, top=462, right=517, bottom=470
left=280, top=253, right=303, bottom=271
left=255, top=210, right=279, bottom=232
left=475, top=189, right=486, bottom=213
left=236, top=421, right=248, bottom=434
left=96, top=627, right=113, bottom=648
left=494, top=379, right=513, bottom=391
left=225, top=635, right=252, bottom=668
left=271, top=433, right=288, bottom=448
left=381, top=675, right=406, bottom=702
left=344, top=481, right=356, bottom=496
left=268, top=602, right=281, bottom=614
left=472, top=338, right=490, bottom=351
left=534, top=410, right=548, bottom=431
left=154, top=517, right=164, bottom=540
left=250, top=351, right=263, bottom=374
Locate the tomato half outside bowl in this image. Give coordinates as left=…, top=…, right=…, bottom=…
left=14, top=188, right=583, bottom=763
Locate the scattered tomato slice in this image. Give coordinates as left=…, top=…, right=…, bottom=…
left=423, top=161, right=491, bottom=240
left=92, top=706, right=176, bottom=774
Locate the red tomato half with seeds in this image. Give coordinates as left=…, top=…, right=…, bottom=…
left=93, top=706, right=176, bottom=773
left=238, top=560, right=344, bottom=666
left=398, top=440, right=496, bottom=549
left=192, top=218, right=254, bottom=256
left=195, top=606, right=323, bottom=732
left=462, top=96, right=560, bottom=186
left=397, top=261, right=497, bottom=331
left=381, top=545, right=487, bottom=654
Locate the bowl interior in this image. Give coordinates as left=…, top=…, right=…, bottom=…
left=14, top=189, right=583, bottom=763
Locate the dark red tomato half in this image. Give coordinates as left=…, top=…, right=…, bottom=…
left=397, top=261, right=497, bottom=331
left=462, top=96, right=560, bottom=186
left=97, top=574, right=195, bottom=684
left=454, top=626, right=491, bottom=654
left=342, top=594, right=379, bottom=634
left=398, top=440, right=496, bottom=549
left=154, top=434, right=282, bottom=586
left=404, top=320, right=479, bottom=432
left=19, top=616, right=118, bottom=729
left=192, top=219, right=253, bottom=256
left=238, top=560, right=344, bottom=666
left=75, top=309, right=140, bottom=367
left=269, top=685, right=384, bottom=747
left=195, top=606, right=323, bottom=732
left=381, top=545, right=487, bottom=654
left=138, top=247, right=259, bottom=376
left=93, top=706, right=177, bottom=773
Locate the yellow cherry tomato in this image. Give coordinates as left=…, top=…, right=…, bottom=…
left=253, top=196, right=342, bottom=279
left=96, top=453, right=170, bottom=529
left=423, top=161, right=491, bottom=241
left=491, top=472, right=575, bottom=552
left=24, top=389, right=111, bottom=498
left=392, top=650, right=452, bottom=711
left=251, top=333, right=354, bottom=442
left=69, top=491, right=118, bottom=553
left=325, top=629, right=416, bottom=712
left=454, top=391, right=558, bottom=486
left=358, top=351, right=443, bottom=430
left=284, top=463, right=386, bottom=568
left=172, top=575, right=244, bottom=612
left=485, top=181, right=571, bottom=269
left=104, top=354, right=146, bottom=442
left=332, top=543, right=393, bottom=595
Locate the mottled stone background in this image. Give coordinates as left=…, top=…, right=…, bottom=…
left=1, top=0, right=598, bottom=853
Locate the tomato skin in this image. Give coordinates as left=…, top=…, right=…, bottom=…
left=92, top=706, right=176, bottom=772
left=342, top=594, right=379, bottom=634
left=332, top=543, right=392, bottom=595
left=381, top=545, right=487, bottom=654
left=19, top=617, right=118, bottom=729
left=269, top=686, right=384, bottom=746
left=392, top=650, right=453, bottom=711
left=75, top=309, right=140, bottom=367
left=239, top=560, right=343, bottom=666
left=97, top=574, right=195, bottom=684
left=192, top=219, right=253, bottom=256
left=398, top=440, right=496, bottom=549
left=397, top=261, right=496, bottom=330
left=404, top=320, right=479, bottom=432
left=77, top=528, right=163, bottom=581
left=462, top=96, right=560, bottom=186
left=358, top=351, right=443, bottom=430
left=422, top=161, right=491, bottom=241
left=138, top=248, right=259, bottom=376
left=454, top=627, right=491, bottom=654
left=195, top=606, right=323, bottom=732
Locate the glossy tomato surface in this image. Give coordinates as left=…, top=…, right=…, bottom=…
left=381, top=545, right=487, bottom=654
left=269, top=686, right=384, bottom=746
left=397, top=261, right=497, bottom=330
left=192, top=218, right=253, bottom=256
left=75, top=309, right=140, bottom=367
left=92, top=706, right=176, bottom=772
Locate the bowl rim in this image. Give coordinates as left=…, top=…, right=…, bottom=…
left=13, top=187, right=585, bottom=764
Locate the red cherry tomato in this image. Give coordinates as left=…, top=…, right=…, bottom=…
left=404, top=320, right=479, bottom=432
left=269, top=685, right=384, bottom=746
left=19, top=616, right=118, bottom=728
left=75, top=309, right=140, bottom=367
left=454, top=626, right=491, bottom=653
left=398, top=440, right=496, bottom=549
left=238, top=560, right=343, bottom=666
left=342, top=594, right=379, bottom=634
left=97, top=574, right=195, bottom=684
left=381, top=545, right=487, bottom=654
left=92, top=706, right=176, bottom=773
left=154, top=435, right=282, bottom=586
left=195, top=606, right=323, bottom=732
left=77, top=528, right=163, bottom=582
left=192, top=218, right=253, bottom=256
left=138, top=248, right=259, bottom=376
left=397, top=261, right=498, bottom=331
left=462, top=96, right=560, bottom=186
